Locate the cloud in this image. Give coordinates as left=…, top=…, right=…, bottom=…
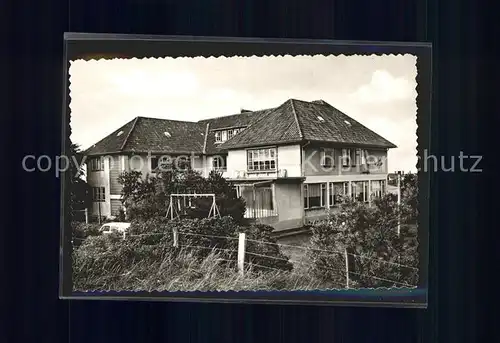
left=350, top=70, right=416, bottom=104
left=69, top=56, right=418, bottom=172
left=109, top=70, right=200, bottom=98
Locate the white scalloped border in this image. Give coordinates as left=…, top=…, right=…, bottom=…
left=66, top=52, right=423, bottom=295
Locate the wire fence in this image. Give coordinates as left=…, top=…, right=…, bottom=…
left=74, top=228, right=418, bottom=288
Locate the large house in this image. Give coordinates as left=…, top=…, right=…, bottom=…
left=83, top=99, right=396, bottom=231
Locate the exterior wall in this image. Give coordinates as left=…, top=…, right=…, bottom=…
left=127, top=154, right=150, bottom=176
left=110, top=199, right=122, bottom=216
left=109, top=156, right=123, bottom=195
left=277, top=145, right=302, bottom=177
left=302, top=146, right=388, bottom=176
left=86, top=155, right=131, bottom=219
left=86, top=156, right=112, bottom=218
left=226, top=144, right=301, bottom=180
left=273, top=183, right=304, bottom=231
left=192, top=156, right=208, bottom=176
left=204, top=155, right=229, bottom=178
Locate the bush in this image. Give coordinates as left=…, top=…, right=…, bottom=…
left=127, top=216, right=292, bottom=272
left=241, top=223, right=293, bottom=272
left=118, top=169, right=247, bottom=223
left=72, top=216, right=295, bottom=291
left=71, top=222, right=101, bottom=248
left=308, top=195, right=418, bottom=288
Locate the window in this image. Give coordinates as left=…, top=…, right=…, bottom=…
left=321, top=148, right=335, bottom=167
left=173, top=156, right=191, bottom=171
left=89, top=158, right=104, bottom=171
left=351, top=181, right=368, bottom=202
left=354, top=149, right=368, bottom=166
left=150, top=156, right=158, bottom=170
left=361, top=149, right=367, bottom=165
left=92, top=187, right=105, bottom=202
left=329, top=182, right=348, bottom=206
left=304, top=183, right=326, bottom=209
left=247, top=148, right=277, bottom=172
left=341, top=149, right=352, bottom=167
left=355, top=149, right=362, bottom=165
left=151, top=156, right=171, bottom=171
left=212, top=155, right=227, bottom=171
left=215, top=129, right=239, bottom=143
left=342, top=149, right=368, bottom=167
left=370, top=180, right=385, bottom=199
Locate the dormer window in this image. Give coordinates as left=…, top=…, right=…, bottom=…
left=215, top=128, right=244, bottom=143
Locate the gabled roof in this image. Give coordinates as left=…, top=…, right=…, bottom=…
left=84, top=117, right=206, bottom=156
left=201, top=108, right=275, bottom=154
left=219, top=99, right=397, bottom=150
left=84, top=99, right=396, bottom=157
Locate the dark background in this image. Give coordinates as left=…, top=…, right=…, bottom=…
left=5, top=0, right=488, bottom=342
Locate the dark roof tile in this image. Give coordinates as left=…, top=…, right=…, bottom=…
left=84, top=99, right=396, bottom=156
left=85, top=117, right=205, bottom=156
left=219, top=99, right=396, bottom=150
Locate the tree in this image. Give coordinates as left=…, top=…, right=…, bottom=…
left=400, top=172, right=418, bottom=223
left=117, top=163, right=246, bottom=222
left=117, top=171, right=165, bottom=220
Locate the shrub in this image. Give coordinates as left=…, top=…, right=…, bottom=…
left=126, top=216, right=291, bottom=272
left=400, top=173, right=418, bottom=223
left=71, top=222, right=101, bottom=248
left=118, top=168, right=247, bottom=223
left=308, top=195, right=418, bottom=288
left=72, top=216, right=294, bottom=291
left=241, top=223, right=293, bottom=272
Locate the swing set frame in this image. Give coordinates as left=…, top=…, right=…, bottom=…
left=165, top=193, right=221, bottom=220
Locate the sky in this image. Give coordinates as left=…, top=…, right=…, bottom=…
left=69, top=54, right=418, bottom=173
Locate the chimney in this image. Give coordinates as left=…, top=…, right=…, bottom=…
left=311, top=100, right=326, bottom=105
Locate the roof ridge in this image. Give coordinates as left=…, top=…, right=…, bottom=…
left=198, top=109, right=269, bottom=123
left=202, top=123, right=209, bottom=154
left=120, top=116, right=139, bottom=151
left=290, top=99, right=304, bottom=139
left=137, top=116, right=198, bottom=124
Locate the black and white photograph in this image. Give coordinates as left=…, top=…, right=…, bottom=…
left=66, top=48, right=422, bottom=293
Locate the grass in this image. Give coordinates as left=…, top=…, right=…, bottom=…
left=73, top=247, right=342, bottom=292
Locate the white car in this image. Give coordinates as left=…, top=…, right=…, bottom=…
left=99, top=222, right=131, bottom=239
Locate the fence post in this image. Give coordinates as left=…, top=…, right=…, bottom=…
left=237, top=232, right=246, bottom=276
left=344, top=248, right=350, bottom=289
left=84, top=208, right=89, bottom=224
left=172, top=227, right=179, bottom=248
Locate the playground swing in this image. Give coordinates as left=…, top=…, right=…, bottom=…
left=165, top=193, right=221, bottom=220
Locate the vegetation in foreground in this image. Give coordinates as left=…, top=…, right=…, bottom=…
left=71, top=167, right=419, bottom=291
